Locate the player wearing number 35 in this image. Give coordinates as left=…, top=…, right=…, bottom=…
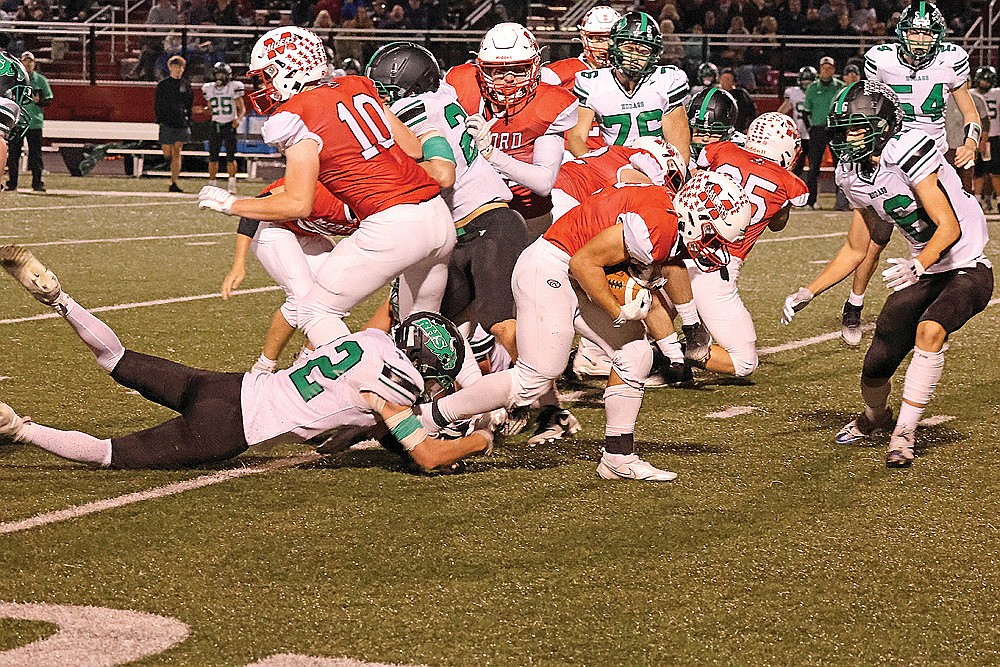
left=197, top=27, right=455, bottom=350
left=0, top=245, right=493, bottom=470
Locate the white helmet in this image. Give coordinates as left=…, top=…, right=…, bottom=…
left=744, top=112, right=802, bottom=169
left=475, top=23, right=541, bottom=115
left=673, top=171, right=752, bottom=272
left=626, top=136, right=688, bottom=193
left=579, top=6, right=622, bottom=68
left=248, top=27, right=329, bottom=115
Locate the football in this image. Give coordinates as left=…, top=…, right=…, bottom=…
left=606, top=270, right=648, bottom=306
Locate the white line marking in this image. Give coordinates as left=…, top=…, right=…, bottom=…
left=0, top=603, right=190, bottom=667
left=9, top=188, right=197, bottom=198
left=755, top=232, right=845, bottom=244
left=0, top=453, right=320, bottom=536
left=0, top=285, right=283, bottom=325
left=184, top=241, right=218, bottom=246
left=0, top=376, right=10, bottom=381
left=20, top=231, right=230, bottom=247
left=919, top=415, right=956, bottom=427
left=706, top=406, right=755, bottom=419
left=0, top=201, right=191, bottom=213
left=249, top=655, right=427, bottom=667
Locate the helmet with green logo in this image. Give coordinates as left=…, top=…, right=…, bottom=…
left=828, top=80, right=903, bottom=163
left=0, top=51, right=32, bottom=139
left=687, top=86, right=737, bottom=157
left=395, top=311, right=465, bottom=400
left=608, top=12, right=662, bottom=80
left=974, top=65, right=996, bottom=90
left=895, top=0, right=947, bottom=70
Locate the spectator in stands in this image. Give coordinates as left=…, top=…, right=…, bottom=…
left=313, top=0, right=340, bottom=23
left=313, top=8, right=333, bottom=27
left=133, top=0, right=179, bottom=81
left=675, top=0, right=705, bottom=32
left=802, top=54, right=844, bottom=209
left=148, top=0, right=180, bottom=23
left=702, top=9, right=719, bottom=34
left=659, top=2, right=679, bottom=25
left=291, top=0, right=313, bottom=26
left=4, top=52, right=51, bottom=193
left=405, top=0, right=429, bottom=29
left=155, top=55, right=193, bottom=193
left=719, top=67, right=756, bottom=132
left=778, top=0, right=808, bottom=34
left=182, top=0, right=214, bottom=24
left=660, top=19, right=684, bottom=67
left=381, top=3, right=406, bottom=29
left=214, top=0, right=240, bottom=24
left=851, top=0, right=877, bottom=33
left=337, top=5, right=372, bottom=63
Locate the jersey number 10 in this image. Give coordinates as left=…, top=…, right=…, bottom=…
left=337, top=93, right=395, bottom=159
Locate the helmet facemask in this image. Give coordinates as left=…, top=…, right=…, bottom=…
left=247, top=64, right=284, bottom=115
left=896, top=3, right=946, bottom=69
left=673, top=172, right=752, bottom=273
left=829, top=114, right=885, bottom=163
left=580, top=30, right=612, bottom=68
left=476, top=59, right=540, bottom=116
left=678, top=214, right=734, bottom=273
left=610, top=38, right=660, bottom=80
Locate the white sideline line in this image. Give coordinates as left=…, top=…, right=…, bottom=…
left=7, top=189, right=197, bottom=198
left=756, top=232, right=845, bottom=244
left=18, top=231, right=231, bottom=247
left=0, top=201, right=192, bottom=213
left=0, top=285, right=283, bottom=325
left=0, top=453, right=321, bottom=536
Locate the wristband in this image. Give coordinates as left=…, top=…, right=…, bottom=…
left=385, top=409, right=427, bottom=451
left=964, top=121, right=982, bottom=145
left=421, top=133, right=455, bottom=162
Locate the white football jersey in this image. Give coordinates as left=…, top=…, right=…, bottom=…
left=202, top=80, right=245, bottom=124
left=864, top=42, right=970, bottom=153
left=783, top=85, right=810, bottom=140
left=391, top=82, right=512, bottom=222
left=977, top=87, right=1000, bottom=138
left=573, top=65, right=689, bottom=146
left=836, top=128, right=988, bottom=274
left=240, top=329, right=425, bottom=446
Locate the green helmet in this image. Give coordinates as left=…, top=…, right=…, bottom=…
left=0, top=52, right=32, bottom=139
left=697, top=62, right=719, bottom=86
left=828, top=81, right=903, bottom=163
left=895, top=1, right=947, bottom=70
left=797, top=65, right=817, bottom=86
left=609, top=12, right=662, bottom=80
left=687, top=86, right=737, bottom=158
left=974, top=65, right=996, bottom=89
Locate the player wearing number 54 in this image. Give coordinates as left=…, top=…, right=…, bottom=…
left=197, top=27, right=455, bottom=350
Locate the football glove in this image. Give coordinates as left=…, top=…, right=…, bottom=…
left=781, top=287, right=814, bottom=324
left=882, top=257, right=925, bottom=291
left=465, top=113, right=494, bottom=158
left=613, top=289, right=652, bottom=326
left=198, top=185, right=238, bottom=215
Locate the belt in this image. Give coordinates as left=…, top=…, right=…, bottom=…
left=455, top=201, right=508, bottom=238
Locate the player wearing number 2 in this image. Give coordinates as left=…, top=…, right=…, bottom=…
left=693, top=112, right=808, bottom=377
left=197, top=27, right=455, bottom=350
left=844, top=1, right=982, bottom=345
left=567, top=12, right=690, bottom=161
left=780, top=82, right=992, bottom=468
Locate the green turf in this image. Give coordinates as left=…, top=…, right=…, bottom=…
left=1, top=182, right=999, bottom=665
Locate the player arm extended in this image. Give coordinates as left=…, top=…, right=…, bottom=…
left=567, top=106, right=597, bottom=157
left=568, top=224, right=634, bottom=319
left=952, top=83, right=981, bottom=169
left=230, top=140, right=318, bottom=220
left=486, top=133, right=564, bottom=196
left=660, top=106, right=690, bottom=167
left=362, top=392, right=492, bottom=471
left=802, top=209, right=878, bottom=297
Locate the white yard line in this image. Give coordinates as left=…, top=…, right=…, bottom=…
left=16, top=231, right=231, bottom=247
left=6, top=189, right=197, bottom=198
left=0, top=285, right=283, bottom=326
left=755, top=232, right=845, bottom=244
left=0, top=201, right=192, bottom=213
left=0, top=453, right=320, bottom=536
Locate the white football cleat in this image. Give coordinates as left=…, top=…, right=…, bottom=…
left=0, top=245, right=62, bottom=306
left=886, top=427, right=916, bottom=468
left=597, top=451, right=677, bottom=482
left=0, top=402, right=27, bottom=441
left=527, top=406, right=581, bottom=446
left=841, top=301, right=863, bottom=347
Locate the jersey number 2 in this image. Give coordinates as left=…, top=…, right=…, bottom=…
left=337, top=93, right=395, bottom=159
left=290, top=340, right=364, bottom=401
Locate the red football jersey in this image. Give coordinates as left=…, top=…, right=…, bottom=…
left=544, top=183, right=680, bottom=267
left=555, top=145, right=647, bottom=202
left=542, top=57, right=605, bottom=151
left=260, top=178, right=357, bottom=236
left=446, top=63, right=578, bottom=219
left=698, top=141, right=809, bottom=260
left=261, top=76, right=439, bottom=220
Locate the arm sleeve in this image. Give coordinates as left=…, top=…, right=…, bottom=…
left=485, top=133, right=564, bottom=195
left=540, top=66, right=561, bottom=86
left=38, top=76, right=53, bottom=101
left=573, top=71, right=595, bottom=107
left=660, top=68, right=690, bottom=112
left=620, top=209, right=656, bottom=265
left=950, top=47, right=970, bottom=89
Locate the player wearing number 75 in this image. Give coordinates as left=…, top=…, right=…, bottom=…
left=780, top=82, right=992, bottom=469
left=0, top=245, right=495, bottom=470
left=197, top=27, right=455, bottom=350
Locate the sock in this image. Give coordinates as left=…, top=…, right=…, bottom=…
left=896, top=347, right=945, bottom=431
left=655, top=333, right=684, bottom=364
left=21, top=422, right=112, bottom=466
left=861, top=377, right=892, bottom=420
left=848, top=291, right=865, bottom=307
left=227, top=176, right=237, bottom=192
left=674, top=300, right=700, bottom=326
left=604, top=383, right=643, bottom=442
left=252, top=354, right=278, bottom=374
left=208, top=179, right=217, bottom=187
left=436, top=369, right=517, bottom=423
left=603, top=434, right=635, bottom=456
left=61, top=295, right=126, bottom=373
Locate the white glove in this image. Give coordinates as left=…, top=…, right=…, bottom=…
left=465, top=113, right=494, bottom=157
left=198, top=185, right=238, bottom=215
left=471, top=408, right=507, bottom=456
left=613, top=290, right=652, bottom=326
left=882, top=257, right=925, bottom=291
left=781, top=287, right=814, bottom=324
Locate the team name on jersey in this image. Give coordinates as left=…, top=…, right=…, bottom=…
left=869, top=186, right=888, bottom=199
left=493, top=132, right=523, bottom=151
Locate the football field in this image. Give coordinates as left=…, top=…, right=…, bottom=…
left=2, top=176, right=1000, bottom=666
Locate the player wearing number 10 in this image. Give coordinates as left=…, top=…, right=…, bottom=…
left=0, top=245, right=493, bottom=470
left=197, top=27, right=455, bottom=350
left=780, top=82, right=992, bottom=468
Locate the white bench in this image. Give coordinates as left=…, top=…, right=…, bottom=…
left=41, top=121, right=283, bottom=178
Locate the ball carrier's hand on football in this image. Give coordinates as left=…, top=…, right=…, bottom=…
left=568, top=225, right=658, bottom=327
left=464, top=113, right=497, bottom=159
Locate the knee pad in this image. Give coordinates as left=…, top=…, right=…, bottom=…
left=611, top=340, right=654, bottom=389
left=730, top=347, right=759, bottom=378
left=511, top=360, right=551, bottom=407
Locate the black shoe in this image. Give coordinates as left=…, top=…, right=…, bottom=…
left=527, top=405, right=581, bottom=445
left=4, top=182, right=16, bottom=191
left=681, top=322, right=712, bottom=363
left=31, top=185, right=45, bottom=193
left=841, top=301, right=863, bottom=346
left=168, top=183, right=183, bottom=193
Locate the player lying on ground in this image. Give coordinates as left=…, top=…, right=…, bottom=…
left=0, top=246, right=494, bottom=471
left=780, top=81, right=993, bottom=468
